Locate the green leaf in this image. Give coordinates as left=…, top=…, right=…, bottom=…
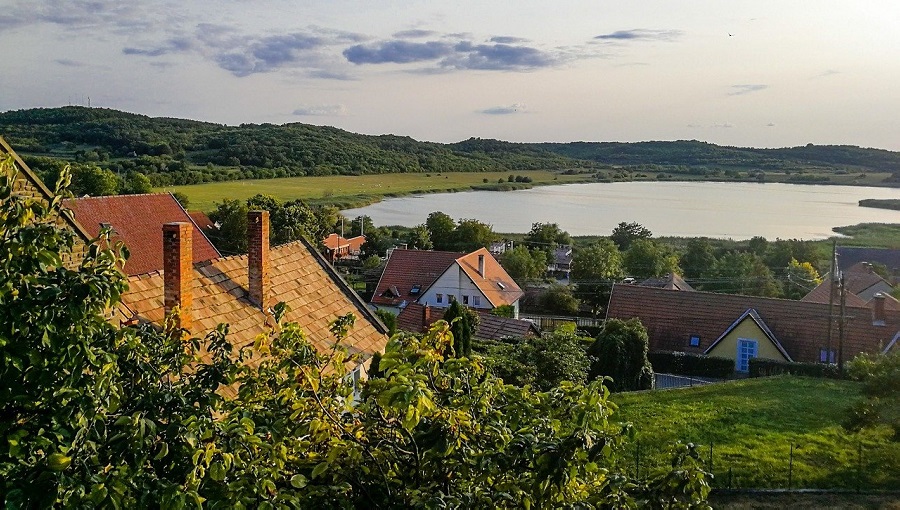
left=311, top=461, right=329, bottom=479
left=290, top=474, right=308, bottom=488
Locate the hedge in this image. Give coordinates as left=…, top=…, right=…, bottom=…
left=748, top=358, right=844, bottom=379
left=648, top=351, right=734, bottom=379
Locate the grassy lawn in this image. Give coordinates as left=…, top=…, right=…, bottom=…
left=610, top=376, right=900, bottom=490
left=831, top=223, right=900, bottom=248
left=160, top=171, right=591, bottom=212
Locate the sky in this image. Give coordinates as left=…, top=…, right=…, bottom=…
left=2, top=1, right=900, bottom=150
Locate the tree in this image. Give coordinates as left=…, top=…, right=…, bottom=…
left=208, top=198, right=249, bottom=253
left=500, top=245, right=545, bottom=283
left=425, top=211, right=455, bottom=250
left=70, top=164, right=119, bottom=196
left=588, top=318, right=654, bottom=392
left=483, top=331, right=591, bottom=391
left=171, top=191, right=190, bottom=209
left=451, top=218, right=495, bottom=252
left=571, top=239, right=624, bottom=316
left=681, top=238, right=717, bottom=280
left=540, top=283, right=580, bottom=315
left=404, top=224, right=433, bottom=250
left=783, top=258, right=822, bottom=300
left=610, top=221, right=652, bottom=251
left=709, top=251, right=782, bottom=297
left=623, top=239, right=680, bottom=280
left=374, top=309, right=397, bottom=337
left=442, top=300, right=474, bottom=357
left=525, top=222, right=571, bottom=261
left=123, top=171, right=153, bottom=194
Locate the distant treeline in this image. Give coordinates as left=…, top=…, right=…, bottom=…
left=3, top=106, right=900, bottom=188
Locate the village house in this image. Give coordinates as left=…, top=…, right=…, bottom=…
left=606, top=283, right=900, bottom=372
left=801, top=261, right=898, bottom=307
left=371, top=247, right=524, bottom=317
left=322, top=232, right=366, bottom=261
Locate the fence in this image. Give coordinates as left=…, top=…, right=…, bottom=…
left=623, top=440, right=898, bottom=492
left=653, top=373, right=719, bottom=389
left=518, top=314, right=602, bottom=331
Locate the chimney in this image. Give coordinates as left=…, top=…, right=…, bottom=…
left=422, top=304, right=432, bottom=329
left=163, top=222, right=193, bottom=331
left=248, top=210, right=270, bottom=310
left=873, top=293, right=886, bottom=326
left=478, top=254, right=485, bottom=277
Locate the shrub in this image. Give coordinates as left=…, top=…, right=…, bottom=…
left=748, top=358, right=843, bottom=379
left=648, top=351, right=734, bottom=379
left=588, top=318, right=653, bottom=391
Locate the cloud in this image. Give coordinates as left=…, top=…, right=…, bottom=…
left=55, top=58, right=86, bottom=67
left=123, top=37, right=193, bottom=57
left=443, top=42, right=558, bottom=70
left=293, top=104, right=348, bottom=116
left=344, top=40, right=453, bottom=64
left=0, top=1, right=157, bottom=33
left=480, top=103, right=527, bottom=115
left=594, top=29, right=683, bottom=42
left=393, top=29, right=436, bottom=39
left=490, top=36, right=528, bottom=44
left=728, top=84, right=768, bottom=96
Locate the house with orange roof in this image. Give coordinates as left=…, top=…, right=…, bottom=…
left=65, top=193, right=221, bottom=276
left=323, top=232, right=366, bottom=261
left=372, top=248, right=524, bottom=317
left=606, top=283, right=900, bottom=371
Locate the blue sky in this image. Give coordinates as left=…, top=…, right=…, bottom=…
left=2, top=1, right=900, bottom=150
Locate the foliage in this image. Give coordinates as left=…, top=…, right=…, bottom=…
left=172, top=191, right=191, bottom=209
left=680, top=238, right=716, bottom=280
left=525, top=222, right=571, bottom=261
left=540, top=283, right=581, bottom=315
left=441, top=300, right=475, bottom=357
left=610, top=222, right=653, bottom=251
left=425, top=211, right=456, bottom=251
left=647, top=351, right=735, bottom=379
left=782, top=258, right=823, bottom=300
left=489, top=304, right=515, bottom=318
left=0, top=152, right=713, bottom=507
left=588, top=319, right=654, bottom=392
left=374, top=309, right=397, bottom=337
left=70, top=164, right=119, bottom=196
left=480, top=331, right=592, bottom=391
left=844, top=351, right=900, bottom=439
left=623, top=239, right=680, bottom=280
left=571, top=239, right=624, bottom=316
left=707, top=251, right=781, bottom=297
left=748, top=358, right=843, bottom=380
left=450, top=218, right=496, bottom=252
left=500, top=244, right=546, bottom=283
left=403, top=224, right=432, bottom=250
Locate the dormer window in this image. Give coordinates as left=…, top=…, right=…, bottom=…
left=497, top=282, right=506, bottom=290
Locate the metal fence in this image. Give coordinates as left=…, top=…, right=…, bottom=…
left=518, top=314, right=603, bottom=331
left=653, top=373, right=720, bottom=389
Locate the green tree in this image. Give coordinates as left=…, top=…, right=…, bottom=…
left=442, top=300, right=475, bottom=357
left=500, top=245, right=545, bottom=283
left=783, top=258, right=822, bottom=300
left=844, top=351, right=899, bottom=440
left=208, top=198, right=249, bottom=254
left=171, top=191, right=190, bottom=209
left=610, top=221, right=652, bottom=251
left=451, top=218, right=495, bottom=252
left=484, top=331, right=591, bottom=391
left=709, top=251, right=782, bottom=297
left=540, top=283, right=580, bottom=315
left=525, top=222, right=571, bottom=261
left=571, top=239, right=624, bottom=316
left=588, top=318, right=654, bottom=392
left=623, top=239, right=680, bottom=280
left=70, top=164, right=119, bottom=196
left=425, top=211, right=455, bottom=250
left=681, top=238, right=717, bottom=280
left=374, top=309, right=397, bottom=337
left=404, top=224, right=433, bottom=250
left=123, top=171, right=153, bottom=194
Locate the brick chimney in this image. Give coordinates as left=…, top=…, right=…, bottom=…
left=163, top=222, right=193, bottom=332
left=422, top=304, right=432, bottom=328
left=248, top=210, right=270, bottom=310
left=873, top=292, right=886, bottom=326
left=478, top=254, right=485, bottom=278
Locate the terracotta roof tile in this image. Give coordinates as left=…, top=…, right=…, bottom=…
left=65, top=194, right=221, bottom=276
left=455, top=248, right=524, bottom=307
left=372, top=249, right=463, bottom=306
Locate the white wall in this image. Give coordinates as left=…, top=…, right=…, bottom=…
left=418, top=264, right=491, bottom=310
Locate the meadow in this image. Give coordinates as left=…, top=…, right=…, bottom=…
left=161, top=170, right=592, bottom=212
left=610, top=376, right=899, bottom=490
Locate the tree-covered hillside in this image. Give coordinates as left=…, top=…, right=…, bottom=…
left=3, top=106, right=900, bottom=189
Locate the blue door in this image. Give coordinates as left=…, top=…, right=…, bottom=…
left=736, top=339, right=758, bottom=372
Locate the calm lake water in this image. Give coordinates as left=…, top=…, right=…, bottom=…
left=342, top=181, right=900, bottom=239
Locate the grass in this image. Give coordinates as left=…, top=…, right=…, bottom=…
left=160, top=171, right=592, bottom=212
left=831, top=223, right=900, bottom=249
left=609, top=376, right=900, bottom=490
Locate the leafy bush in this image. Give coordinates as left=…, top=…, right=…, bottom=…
left=589, top=318, right=654, bottom=391
left=844, top=351, right=900, bottom=439
left=748, top=358, right=843, bottom=379
left=648, top=351, right=734, bottom=379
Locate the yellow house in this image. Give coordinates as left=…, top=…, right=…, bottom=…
left=704, top=309, right=793, bottom=372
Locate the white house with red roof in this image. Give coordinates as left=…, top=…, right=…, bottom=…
left=372, top=248, right=523, bottom=317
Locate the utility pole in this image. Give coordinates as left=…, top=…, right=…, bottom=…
left=827, top=241, right=837, bottom=363
left=838, top=273, right=847, bottom=374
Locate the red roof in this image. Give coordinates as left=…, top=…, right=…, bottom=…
left=606, top=284, right=900, bottom=364
left=188, top=210, right=216, bottom=230
left=64, top=194, right=221, bottom=276
left=372, top=249, right=464, bottom=307
left=455, top=248, right=524, bottom=307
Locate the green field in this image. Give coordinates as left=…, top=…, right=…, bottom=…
left=610, top=377, right=899, bottom=490
left=161, top=170, right=591, bottom=212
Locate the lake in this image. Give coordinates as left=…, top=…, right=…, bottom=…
left=341, top=181, right=900, bottom=239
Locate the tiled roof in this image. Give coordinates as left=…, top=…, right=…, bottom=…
left=65, top=194, right=221, bottom=276
left=455, top=248, right=524, bottom=307
left=704, top=309, right=792, bottom=361
left=638, top=273, right=695, bottom=291
left=606, top=284, right=900, bottom=364
left=372, top=249, right=464, bottom=307
left=801, top=262, right=892, bottom=306
left=800, top=279, right=869, bottom=307
left=396, top=302, right=538, bottom=341
left=118, top=237, right=388, bottom=386
left=188, top=211, right=216, bottom=230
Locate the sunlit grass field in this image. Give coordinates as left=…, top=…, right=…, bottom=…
left=160, top=170, right=591, bottom=212
left=610, top=376, right=899, bottom=490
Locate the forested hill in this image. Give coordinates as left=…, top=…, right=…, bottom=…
left=2, top=106, right=900, bottom=188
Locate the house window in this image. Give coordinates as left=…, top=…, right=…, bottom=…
left=819, top=349, right=836, bottom=364
left=462, top=295, right=469, bottom=305
left=410, top=284, right=421, bottom=295
left=473, top=296, right=481, bottom=306
left=689, top=335, right=701, bottom=347
left=436, top=293, right=443, bottom=304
